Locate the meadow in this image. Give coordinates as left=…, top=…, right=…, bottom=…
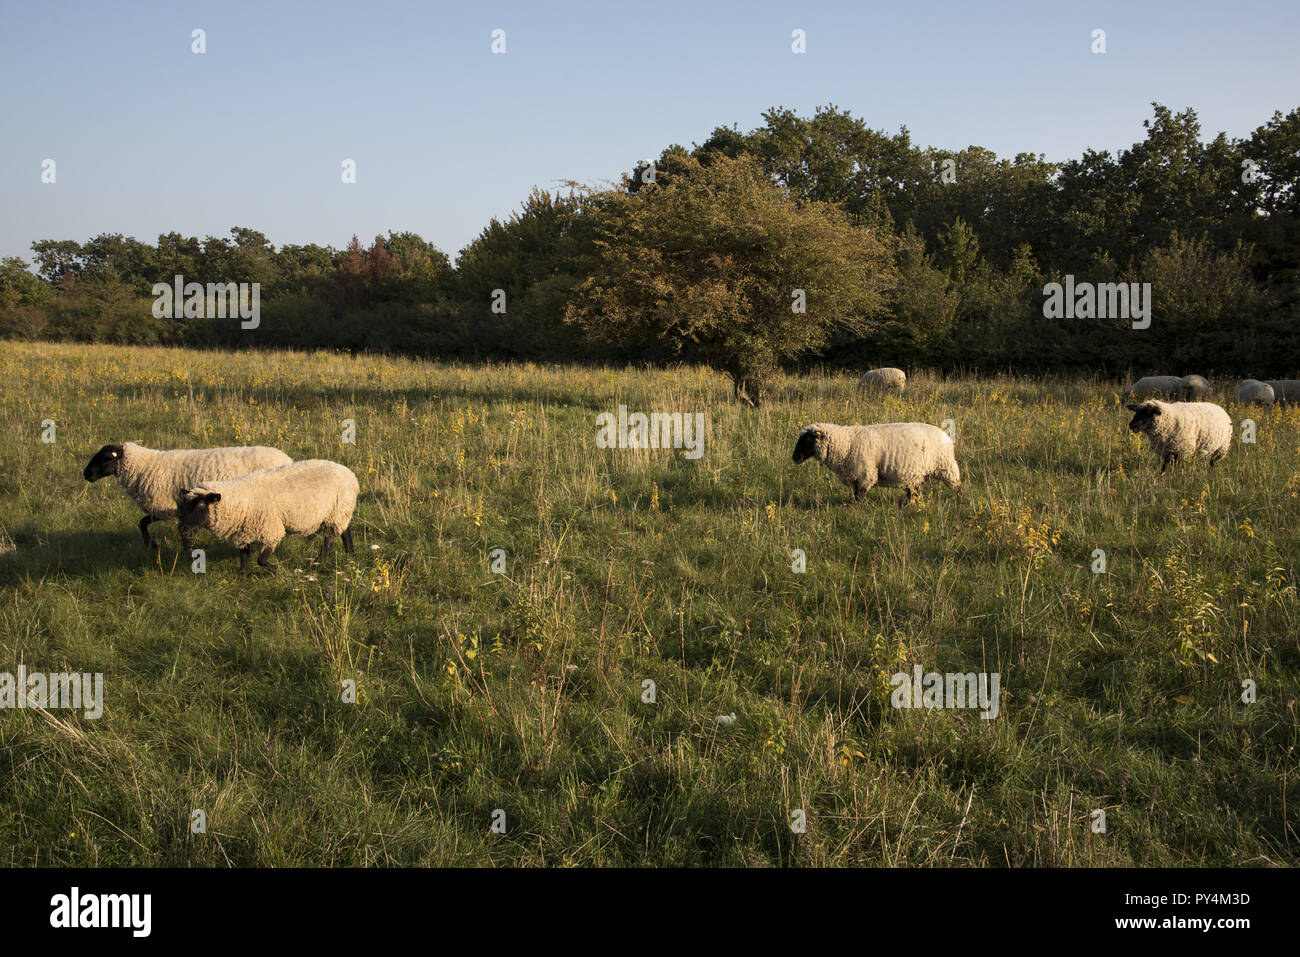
left=0, top=340, right=1297, bottom=866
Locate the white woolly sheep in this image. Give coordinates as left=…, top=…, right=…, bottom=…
left=792, top=422, right=960, bottom=505
left=1265, top=380, right=1300, bottom=405
left=1180, top=374, right=1211, bottom=399
left=1125, top=400, right=1232, bottom=473
left=1236, top=379, right=1276, bottom=406
left=857, top=368, right=906, bottom=395
left=1122, top=376, right=1187, bottom=401
left=83, top=442, right=292, bottom=549
left=177, top=459, right=359, bottom=572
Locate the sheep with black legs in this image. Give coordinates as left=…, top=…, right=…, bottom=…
left=177, top=459, right=359, bottom=573
left=1125, top=400, right=1232, bottom=473
left=83, top=442, right=292, bottom=549
left=792, top=422, right=961, bottom=506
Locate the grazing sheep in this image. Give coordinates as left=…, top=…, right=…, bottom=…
left=1125, top=400, right=1232, bottom=473
left=1264, top=380, right=1300, bottom=405
left=792, top=422, right=960, bottom=505
left=1180, top=375, right=1211, bottom=399
left=177, top=459, right=359, bottom=572
left=1236, top=379, right=1276, bottom=406
left=1122, top=376, right=1187, bottom=400
left=83, top=442, right=292, bottom=549
left=857, top=368, right=906, bottom=395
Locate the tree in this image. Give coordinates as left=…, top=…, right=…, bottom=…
left=30, top=239, right=85, bottom=284
left=877, top=227, right=959, bottom=365
left=566, top=154, right=897, bottom=405
left=1243, top=108, right=1300, bottom=217
left=455, top=188, right=601, bottom=359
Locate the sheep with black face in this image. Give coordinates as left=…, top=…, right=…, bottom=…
left=1125, top=400, right=1232, bottom=473
left=793, top=422, right=961, bottom=506
left=83, top=442, right=292, bottom=549
left=177, top=459, right=359, bottom=573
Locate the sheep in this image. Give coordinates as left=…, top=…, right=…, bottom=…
left=1264, top=380, right=1300, bottom=405
left=83, top=442, right=292, bottom=549
left=1236, top=379, right=1276, bottom=406
left=856, top=368, right=906, bottom=395
left=1125, top=400, right=1232, bottom=473
left=792, top=422, right=960, bottom=506
left=177, top=459, right=359, bottom=572
left=1180, top=374, right=1211, bottom=399
left=1122, top=376, right=1187, bottom=401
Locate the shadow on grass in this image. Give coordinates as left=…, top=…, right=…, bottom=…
left=0, top=526, right=168, bottom=586
left=100, top=380, right=618, bottom=415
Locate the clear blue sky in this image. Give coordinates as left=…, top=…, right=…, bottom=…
left=2, top=0, right=1297, bottom=265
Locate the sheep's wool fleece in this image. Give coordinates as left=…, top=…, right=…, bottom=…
left=1124, top=376, right=1185, bottom=399
left=857, top=368, right=906, bottom=393
left=118, top=442, right=292, bottom=517
left=193, top=459, right=359, bottom=550
left=1136, top=400, right=1232, bottom=462
left=1236, top=380, right=1275, bottom=405
left=811, top=422, right=960, bottom=490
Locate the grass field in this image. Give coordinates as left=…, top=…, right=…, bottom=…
left=1, top=340, right=1297, bottom=866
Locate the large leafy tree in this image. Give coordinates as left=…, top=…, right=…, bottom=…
left=455, top=188, right=600, bottom=358
left=567, top=154, right=897, bottom=406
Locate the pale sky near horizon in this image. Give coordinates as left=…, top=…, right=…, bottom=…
left=2, top=0, right=1297, bottom=266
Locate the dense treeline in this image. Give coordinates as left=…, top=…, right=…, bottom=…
left=2, top=102, right=1296, bottom=388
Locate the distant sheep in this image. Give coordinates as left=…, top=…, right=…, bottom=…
left=1265, top=380, right=1300, bottom=405
left=177, top=459, right=359, bottom=572
left=83, top=442, right=292, bottom=549
left=857, top=368, right=906, bottom=395
left=1122, top=375, right=1209, bottom=400
left=1180, top=375, right=1211, bottom=399
left=793, top=422, right=960, bottom=505
left=1125, top=400, right=1232, bottom=473
left=1236, top=379, right=1276, bottom=406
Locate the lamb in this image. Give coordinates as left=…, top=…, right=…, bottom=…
left=1264, top=380, right=1300, bottom=405
left=1122, top=376, right=1187, bottom=401
left=1180, top=375, right=1211, bottom=399
left=177, top=459, right=359, bottom=572
left=1125, top=400, right=1232, bottom=473
left=83, top=442, right=292, bottom=549
left=1236, top=379, right=1276, bottom=406
left=857, top=368, right=906, bottom=395
left=792, top=422, right=961, bottom=505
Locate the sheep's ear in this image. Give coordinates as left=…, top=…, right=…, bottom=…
left=205, top=492, right=221, bottom=504
left=178, top=488, right=190, bottom=499
left=1150, top=406, right=1161, bottom=415
left=1125, top=404, right=1140, bottom=412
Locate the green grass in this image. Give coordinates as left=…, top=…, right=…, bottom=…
left=1, top=341, right=1297, bottom=866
